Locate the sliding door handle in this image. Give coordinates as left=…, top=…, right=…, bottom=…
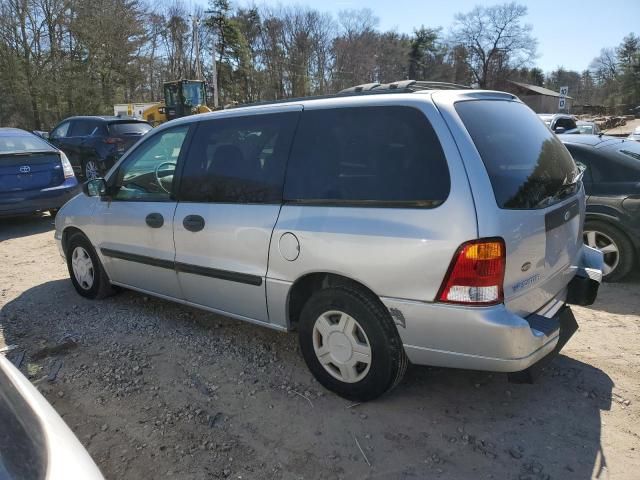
left=183, top=214, right=205, bottom=232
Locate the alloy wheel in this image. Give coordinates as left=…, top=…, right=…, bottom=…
left=85, top=160, right=99, bottom=180
left=584, top=230, right=619, bottom=276
left=312, top=310, right=372, bottom=383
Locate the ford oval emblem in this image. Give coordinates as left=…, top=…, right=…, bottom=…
left=521, top=262, right=532, bottom=272
left=564, top=210, right=571, bottom=221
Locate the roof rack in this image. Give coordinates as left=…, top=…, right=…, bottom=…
left=338, top=80, right=471, bottom=94
left=228, top=80, right=471, bottom=109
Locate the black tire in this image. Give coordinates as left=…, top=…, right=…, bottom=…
left=298, top=286, right=408, bottom=401
left=66, top=232, right=115, bottom=299
left=584, top=220, right=635, bottom=282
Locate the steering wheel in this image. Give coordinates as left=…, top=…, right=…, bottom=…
left=154, top=161, right=176, bottom=194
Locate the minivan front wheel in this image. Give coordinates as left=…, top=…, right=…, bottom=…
left=298, top=286, right=408, bottom=401
left=66, top=233, right=114, bottom=299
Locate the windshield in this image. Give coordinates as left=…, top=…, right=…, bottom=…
left=456, top=100, right=580, bottom=209
left=617, top=142, right=640, bottom=162
left=109, top=122, right=151, bottom=136
left=164, top=84, right=179, bottom=108
left=182, top=82, right=205, bottom=107
left=0, top=132, right=53, bottom=155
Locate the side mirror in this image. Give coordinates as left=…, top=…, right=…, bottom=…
left=554, top=127, right=567, bottom=134
left=82, top=178, right=107, bottom=197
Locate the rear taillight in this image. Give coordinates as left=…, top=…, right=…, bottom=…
left=60, top=152, right=75, bottom=179
left=104, top=137, right=123, bottom=144
left=437, top=238, right=506, bottom=306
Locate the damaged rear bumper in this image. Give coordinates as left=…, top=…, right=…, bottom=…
left=508, top=305, right=578, bottom=383
left=509, top=245, right=603, bottom=382
left=385, top=245, right=603, bottom=377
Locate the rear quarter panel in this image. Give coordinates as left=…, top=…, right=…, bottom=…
left=266, top=95, right=478, bottom=313
left=433, top=91, right=584, bottom=316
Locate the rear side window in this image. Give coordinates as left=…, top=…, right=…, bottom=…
left=69, top=120, right=99, bottom=137
left=456, top=100, right=580, bottom=209
left=109, top=122, right=152, bottom=136
left=284, top=106, right=450, bottom=206
left=179, top=112, right=299, bottom=203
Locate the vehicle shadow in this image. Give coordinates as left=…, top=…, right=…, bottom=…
left=1, top=278, right=614, bottom=480
left=586, top=271, right=640, bottom=316
left=373, top=355, right=613, bottom=479
left=0, top=213, right=55, bottom=242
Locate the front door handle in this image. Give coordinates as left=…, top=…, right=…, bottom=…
left=145, top=212, right=164, bottom=228
left=183, top=214, right=205, bottom=232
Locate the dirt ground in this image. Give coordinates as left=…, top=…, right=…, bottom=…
left=1, top=214, right=638, bottom=480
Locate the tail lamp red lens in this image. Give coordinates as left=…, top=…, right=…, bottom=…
left=437, top=238, right=506, bottom=305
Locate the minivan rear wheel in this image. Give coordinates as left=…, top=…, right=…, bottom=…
left=66, top=233, right=114, bottom=299
left=298, top=286, right=408, bottom=401
left=583, top=220, right=635, bottom=282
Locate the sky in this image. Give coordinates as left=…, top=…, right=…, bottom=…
left=232, top=0, right=639, bottom=74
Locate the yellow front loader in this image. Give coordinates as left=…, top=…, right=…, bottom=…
left=143, top=80, right=212, bottom=126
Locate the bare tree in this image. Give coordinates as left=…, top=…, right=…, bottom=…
left=331, top=9, right=379, bottom=90
left=590, top=47, right=618, bottom=83
left=450, top=2, right=536, bottom=88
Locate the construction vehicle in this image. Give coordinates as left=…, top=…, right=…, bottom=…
left=113, top=80, right=212, bottom=126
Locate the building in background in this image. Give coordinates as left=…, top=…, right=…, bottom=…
left=506, top=80, right=572, bottom=113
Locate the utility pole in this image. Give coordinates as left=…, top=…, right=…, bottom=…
left=191, top=15, right=203, bottom=80
left=204, top=9, right=219, bottom=109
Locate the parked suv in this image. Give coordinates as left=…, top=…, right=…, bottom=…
left=48, top=116, right=151, bottom=179
left=55, top=82, right=603, bottom=401
left=559, top=134, right=640, bottom=281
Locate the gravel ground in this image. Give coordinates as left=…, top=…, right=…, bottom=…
left=1, top=213, right=639, bottom=480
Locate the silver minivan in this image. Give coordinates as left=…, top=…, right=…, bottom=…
left=55, top=82, right=603, bottom=401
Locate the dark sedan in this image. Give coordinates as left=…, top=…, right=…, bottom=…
left=48, top=116, right=151, bottom=179
left=0, top=128, right=78, bottom=217
left=559, top=134, right=640, bottom=281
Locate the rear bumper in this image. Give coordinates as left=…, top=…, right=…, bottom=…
left=384, top=296, right=568, bottom=373
left=384, top=245, right=603, bottom=374
left=0, top=178, right=79, bottom=216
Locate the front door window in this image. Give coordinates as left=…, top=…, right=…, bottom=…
left=112, top=126, right=189, bottom=201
